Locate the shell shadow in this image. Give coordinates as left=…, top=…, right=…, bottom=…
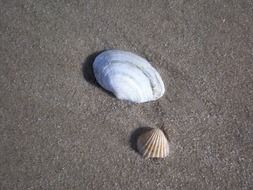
left=129, top=127, right=152, bottom=153
left=81, top=50, right=114, bottom=97
left=82, top=51, right=103, bottom=86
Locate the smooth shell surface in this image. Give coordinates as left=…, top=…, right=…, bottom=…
left=93, top=50, right=165, bottom=103
left=137, top=128, right=169, bottom=158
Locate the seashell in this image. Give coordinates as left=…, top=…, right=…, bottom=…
left=93, top=50, right=165, bottom=103
left=137, top=128, right=169, bottom=158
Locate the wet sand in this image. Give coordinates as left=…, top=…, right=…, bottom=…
left=0, top=0, right=252, bottom=189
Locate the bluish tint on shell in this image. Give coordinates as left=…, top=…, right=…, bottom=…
left=93, top=50, right=165, bottom=103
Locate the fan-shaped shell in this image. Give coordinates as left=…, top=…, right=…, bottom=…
left=137, top=128, right=169, bottom=158
left=93, top=50, right=165, bottom=103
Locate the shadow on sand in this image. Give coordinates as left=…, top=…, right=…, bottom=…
left=81, top=50, right=114, bottom=97
left=81, top=51, right=103, bottom=86
left=129, top=127, right=152, bottom=153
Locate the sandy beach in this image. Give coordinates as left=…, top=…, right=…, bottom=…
left=1, top=0, right=252, bottom=189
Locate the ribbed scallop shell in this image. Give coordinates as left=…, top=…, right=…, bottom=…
left=137, top=128, right=169, bottom=158
left=93, top=50, right=165, bottom=103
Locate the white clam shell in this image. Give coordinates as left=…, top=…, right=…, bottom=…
left=137, top=128, right=169, bottom=158
left=93, top=50, right=165, bottom=103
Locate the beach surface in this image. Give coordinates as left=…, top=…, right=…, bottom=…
left=0, top=0, right=252, bottom=189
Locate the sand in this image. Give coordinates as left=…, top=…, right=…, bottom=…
left=0, top=0, right=252, bottom=189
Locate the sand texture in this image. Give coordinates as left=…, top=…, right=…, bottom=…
left=0, top=0, right=252, bottom=189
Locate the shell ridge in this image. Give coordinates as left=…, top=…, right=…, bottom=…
left=137, top=128, right=169, bottom=159
left=144, top=130, right=159, bottom=158
left=149, top=131, right=159, bottom=158
left=156, top=131, right=163, bottom=157
left=143, top=131, right=158, bottom=157
left=162, top=132, right=169, bottom=157
left=153, top=130, right=164, bottom=157
left=99, top=62, right=144, bottom=101
left=93, top=50, right=165, bottom=103
left=142, top=130, right=157, bottom=150
left=109, top=60, right=155, bottom=98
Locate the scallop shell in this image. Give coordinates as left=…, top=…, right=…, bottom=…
left=137, top=128, right=169, bottom=158
left=93, top=50, right=165, bottom=103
